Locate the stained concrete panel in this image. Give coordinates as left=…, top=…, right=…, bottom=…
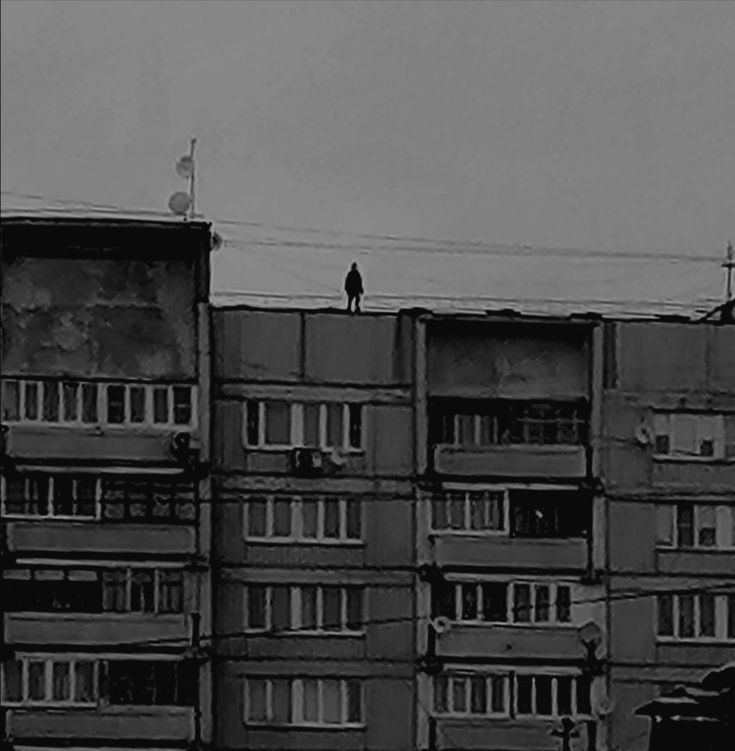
left=1, top=257, right=196, bottom=378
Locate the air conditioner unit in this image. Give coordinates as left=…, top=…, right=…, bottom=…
left=290, top=447, right=325, bottom=476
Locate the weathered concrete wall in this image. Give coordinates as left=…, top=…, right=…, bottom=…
left=426, top=322, right=589, bottom=398
left=615, top=322, right=735, bottom=393
left=213, top=308, right=414, bottom=385
left=1, top=256, right=197, bottom=378
left=214, top=663, right=413, bottom=751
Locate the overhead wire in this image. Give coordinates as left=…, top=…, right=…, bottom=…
left=1, top=189, right=723, bottom=265
left=31, top=579, right=733, bottom=652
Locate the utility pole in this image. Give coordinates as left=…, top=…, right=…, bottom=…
left=724, top=241, right=734, bottom=302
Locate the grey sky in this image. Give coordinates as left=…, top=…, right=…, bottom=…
left=2, top=0, right=733, bottom=312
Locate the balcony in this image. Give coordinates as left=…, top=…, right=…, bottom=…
left=433, top=443, right=587, bottom=479
left=2, top=378, right=198, bottom=466
left=435, top=718, right=596, bottom=750
left=6, top=519, right=196, bottom=556
left=436, top=623, right=587, bottom=661
left=6, top=705, right=194, bottom=742
left=432, top=534, right=587, bottom=572
left=4, top=612, right=188, bottom=648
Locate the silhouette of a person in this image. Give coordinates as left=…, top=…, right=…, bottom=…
left=344, top=262, right=364, bottom=314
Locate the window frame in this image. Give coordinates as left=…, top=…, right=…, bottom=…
left=243, top=495, right=364, bottom=545
left=429, top=486, right=509, bottom=536
left=431, top=399, right=588, bottom=448
left=101, top=566, right=185, bottom=615
left=243, top=677, right=364, bottom=728
left=652, top=412, right=727, bottom=462
left=437, top=577, right=575, bottom=626
left=656, top=592, right=735, bottom=643
left=1, top=378, right=197, bottom=430
left=244, top=585, right=365, bottom=636
left=655, top=503, right=735, bottom=550
left=432, top=672, right=510, bottom=718
left=1, top=655, right=98, bottom=707
left=512, top=670, right=592, bottom=719
left=0, top=474, right=102, bottom=520
left=242, top=400, right=365, bottom=452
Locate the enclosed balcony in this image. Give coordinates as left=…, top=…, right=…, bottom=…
left=426, top=487, right=591, bottom=572
left=428, top=398, right=589, bottom=479
left=1, top=473, right=198, bottom=556
left=1, top=377, right=198, bottom=465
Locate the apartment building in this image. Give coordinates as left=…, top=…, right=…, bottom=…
left=211, top=308, right=418, bottom=751
left=0, top=217, right=214, bottom=750
left=412, top=312, right=609, bottom=750
left=601, top=319, right=735, bottom=751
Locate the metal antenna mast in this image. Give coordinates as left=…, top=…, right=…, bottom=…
left=724, top=241, right=734, bottom=302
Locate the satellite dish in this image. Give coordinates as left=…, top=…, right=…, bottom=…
left=210, top=232, right=223, bottom=251
left=168, top=191, right=192, bottom=216
left=635, top=424, right=653, bottom=446
left=431, top=616, right=452, bottom=635
left=175, top=155, right=194, bottom=178
left=577, top=621, right=603, bottom=648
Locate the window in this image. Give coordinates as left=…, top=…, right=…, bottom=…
left=433, top=673, right=508, bottom=717
left=429, top=399, right=588, bottom=447
left=1, top=657, right=97, bottom=706
left=656, top=503, right=735, bottom=550
left=1, top=474, right=100, bottom=518
left=3, top=569, right=101, bottom=613
left=242, top=401, right=365, bottom=451
left=656, top=593, right=735, bottom=641
left=244, top=677, right=363, bottom=727
left=509, top=490, right=590, bottom=539
left=514, top=673, right=591, bottom=718
left=434, top=580, right=573, bottom=625
left=107, top=660, right=194, bottom=706
left=245, top=585, right=364, bottom=634
left=102, top=568, right=184, bottom=614
left=0, top=379, right=196, bottom=429
left=653, top=413, right=727, bottom=460
left=431, top=489, right=506, bottom=533
left=244, top=495, right=362, bottom=543
left=3, top=567, right=182, bottom=614
left=100, top=477, right=196, bottom=523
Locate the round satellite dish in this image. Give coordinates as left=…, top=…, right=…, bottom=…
left=175, top=155, right=194, bottom=178
left=210, top=232, right=223, bottom=251
left=431, top=616, right=452, bottom=635
left=168, top=191, right=192, bottom=216
left=577, top=620, right=603, bottom=648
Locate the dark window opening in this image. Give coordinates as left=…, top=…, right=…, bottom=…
left=173, top=387, right=192, bottom=425
left=509, top=491, right=589, bottom=539
left=106, top=385, right=125, bottom=424
left=106, top=660, right=195, bottom=706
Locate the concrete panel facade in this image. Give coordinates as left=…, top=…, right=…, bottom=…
left=0, top=217, right=214, bottom=750
left=602, top=319, right=735, bottom=751
left=212, top=308, right=417, bottom=751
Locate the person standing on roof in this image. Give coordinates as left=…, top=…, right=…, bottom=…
left=344, top=262, right=364, bottom=314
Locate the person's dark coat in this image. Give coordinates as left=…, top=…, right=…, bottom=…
left=345, top=268, right=364, bottom=297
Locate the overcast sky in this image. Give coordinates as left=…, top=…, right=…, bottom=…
left=2, top=1, right=733, bottom=312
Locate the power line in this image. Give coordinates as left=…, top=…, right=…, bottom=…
left=40, top=579, right=733, bottom=652
left=1, top=189, right=723, bottom=265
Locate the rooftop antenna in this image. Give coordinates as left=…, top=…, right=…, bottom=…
left=169, top=138, right=197, bottom=220
left=724, top=241, right=734, bottom=302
